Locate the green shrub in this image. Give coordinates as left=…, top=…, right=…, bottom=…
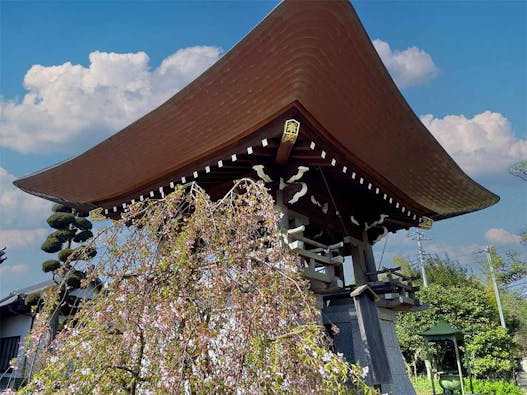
left=74, top=217, right=92, bottom=230
left=47, top=212, right=75, bottom=229
left=58, top=248, right=74, bottom=262
left=470, top=378, right=523, bottom=395
left=467, top=327, right=515, bottom=377
left=42, top=260, right=61, bottom=272
left=24, top=292, right=41, bottom=306
left=74, top=246, right=97, bottom=259
left=73, top=230, right=93, bottom=243
left=50, top=229, right=76, bottom=243
left=52, top=203, right=72, bottom=213
left=65, top=274, right=81, bottom=288
left=41, top=236, right=62, bottom=253
left=412, top=376, right=523, bottom=395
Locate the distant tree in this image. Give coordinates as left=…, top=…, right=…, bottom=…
left=510, top=160, right=527, bottom=181
left=488, top=247, right=527, bottom=294
left=392, top=256, right=416, bottom=278
left=487, top=248, right=527, bottom=357
left=39, top=203, right=96, bottom=283
left=424, top=256, right=480, bottom=288
left=27, top=204, right=97, bottom=337
left=466, top=327, right=515, bottom=378
left=395, top=257, right=516, bottom=380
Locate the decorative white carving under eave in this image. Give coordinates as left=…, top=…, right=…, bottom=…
left=372, top=226, right=389, bottom=244
left=310, top=194, right=329, bottom=215
left=287, top=166, right=309, bottom=183
left=288, top=182, right=308, bottom=204
left=350, top=216, right=360, bottom=227
left=279, top=177, right=287, bottom=191
left=311, top=195, right=322, bottom=207
left=252, top=165, right=272, bottom=183
left=365, top=214, right=389, bottom=231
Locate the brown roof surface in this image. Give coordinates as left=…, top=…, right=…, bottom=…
left=14, top=0, right=498, bottom=219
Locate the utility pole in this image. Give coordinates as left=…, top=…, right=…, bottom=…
left=417, top=231, right=428, bottom=287
left=486, top=245, right=506, bottom=329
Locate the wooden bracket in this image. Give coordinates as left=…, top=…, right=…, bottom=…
left=275, top=119, right=300, bottom=165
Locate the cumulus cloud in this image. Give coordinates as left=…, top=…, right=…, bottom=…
left=0, top=166, right=50, bottom=229
left=373, top=39, right=438, bottom=88
left=421, top=111, right=527, bottom=176
left=485, top=228, right=522, bottom=245
left=0, top=46, right=221, bottom=153
left=426, top=242, right=485, bottom=261
left=0, top=229, right=48, bottom=250
left=0, top=263, right=30, bottom=275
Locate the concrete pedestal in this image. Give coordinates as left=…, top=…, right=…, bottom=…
left=322, top=299, right=416, bottom=395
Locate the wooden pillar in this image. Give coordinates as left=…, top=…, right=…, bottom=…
left=361, top=230, right=378, bottom=282
left=350, top=243, right=368, bottom=286
left=452, top=336, right=465, bottom=395
left=351, top=285, right=392, bottom=386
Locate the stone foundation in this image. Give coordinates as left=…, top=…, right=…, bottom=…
left=322, top=299, right=415, bottom=395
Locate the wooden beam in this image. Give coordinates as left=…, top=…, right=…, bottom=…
left=275, top=119, right=300, bottom=165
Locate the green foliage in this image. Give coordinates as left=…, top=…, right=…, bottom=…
left=71, top=245, right=97, bottom=260
left=466, top=327, right=515, bottom=378
left=396, top=256, right=517, bottom=380
left=41, top=236, right=62, bottom=253
left=74, top=217, right=92, bottom=230
left=73, top=230, right=93, bottom=243
left=494, top=251, right=527, bottom=287
left=393, top=256, right=417, bottom=278
left=65, top=272, right=83, bottom=288
left=47, top=212, right=75, bottom=229
left=424, top=257, right=480, bottom=288
left=25, top=292, right=41, bottom=306
left=510, top=160, right=527, bottom=181
left=52, top=203, right=72, bottom=213
left=470, top=378, right=524, bottom=395
left=58, top=248, right=74, bottom=262
left=50, top=229, right=76, bottom=243
left=411, top=376, right=523, bottom=395
left=486, top=249, right=527, bottom=355
left=83, top=246, right=97, bottom=259
left=42, top=260, right=61, bottom=272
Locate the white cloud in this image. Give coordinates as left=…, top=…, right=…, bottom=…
left=485, top=228, right=522, bottom=245
left=0, top=166, right=50, bottom=229
left=0, top=263, right=30, bottom=275
left=421, top=111, right=527, bottom=176
left=0, top=229, right=48, bottom=250
left=0, top=46, right=221, bottom=153
left=425, top=242, right=485, bottom=262
left=373, top=39, right=438, bottom=88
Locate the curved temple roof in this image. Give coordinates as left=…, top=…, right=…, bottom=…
left=14, top=0, right=498, bottom=222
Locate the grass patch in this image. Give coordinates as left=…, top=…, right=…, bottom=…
left=410, top=375, right=523, bottom=395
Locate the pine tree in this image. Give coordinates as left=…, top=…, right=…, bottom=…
left=40, top=204, right=96, bottom=282
left=26, top=204, right=97, bottom=332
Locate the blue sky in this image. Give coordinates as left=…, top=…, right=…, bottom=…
left=1, top=1, right=525, bottom=296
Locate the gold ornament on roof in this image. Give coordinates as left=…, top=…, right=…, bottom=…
left=89, top=207, right=108, bottom=221
left=282, top=119, right=300, bottom=144
left=418, top=216, right=433, bottom=230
